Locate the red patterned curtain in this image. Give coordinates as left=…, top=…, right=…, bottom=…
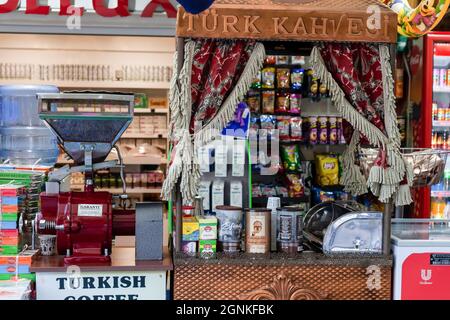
left=311, top=43, right=411, bottom=205
left=162, top=39, right=265, bottom=203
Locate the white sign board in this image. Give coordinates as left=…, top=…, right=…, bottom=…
left=36, top=270, right=166, bottom=300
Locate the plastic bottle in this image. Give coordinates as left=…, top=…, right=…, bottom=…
left=431, top=197, right=446, bottom=219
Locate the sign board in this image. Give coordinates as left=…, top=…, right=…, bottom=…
left=176, top=2, right=398, bottom=43
left=36, top=270, right=166, bottom=300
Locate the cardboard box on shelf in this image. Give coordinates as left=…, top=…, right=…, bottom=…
left=148, top=97, right=167, bottom=108
left=199, top=240, right=217, bottom=254
left=199, top=216, right=217, bottom=240
left=182, top=217, right=199, bottom=241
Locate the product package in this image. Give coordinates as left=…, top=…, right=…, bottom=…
left=181, top=241, right=197, bottom=255
left=230, top=181, right=243, bottom=208
left=277, top=116, right=291, bottom=140
left=318, top=116, right=328, bottom=144
left=308, top=116, right=318, bottom=145
left=212, top=180, right=225, bottom=211
left=289, top=93, right=301, bottom=114
left=281, top=144, right=301, bottom=172
left=276, top=93, right=289, bottom=113
left=262, top=91, right=275, bottom=113
left=182, top=217, right=199, bottom=241
left=198, top=180, right=211, bottom=212
left=315, top=154, right=340, bottom=187
left=277, top=68, right=290, bottom=89
left=291, top=68, right=304, bottom=90
left=134, top=93, right=148, bottom=109
left=264, top=56, right=276, bottom=65
left=276, top=55, right=290, bottom=65
left=251, top=71, right=261, bottom=89
left=286, top=174, right=305, bottom=197
left=198, top=146, right=212, bottom=173
left=199, top=216, right=218, bottom=240
left=215, top=144, right=228, bottom=177
left=199, top=240, right=217, bottom=254
left=262, top=67, right=276, bottom=89
left=247, top=90, right=261, bottom=113
left=290, top=117, right=302, bottom=141
left=232, top=140, right=246, bottom=177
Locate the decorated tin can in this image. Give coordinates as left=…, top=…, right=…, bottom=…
left=216, top=206, right=243, bottom=253
left=245, top=208, right=271, bottom=254
left=276, top=207, right=304, bottom=253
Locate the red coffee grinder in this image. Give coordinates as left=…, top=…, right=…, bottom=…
left=36, top=93, right=135, bottom=265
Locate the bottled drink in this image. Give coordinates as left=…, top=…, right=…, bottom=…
left=433, top=102, right=438, bottom=121
left=444, top=170, right=450, bottom=191
left=431, top=197, right=446, bottom=219
left=432, top=130, right=437, bottom=149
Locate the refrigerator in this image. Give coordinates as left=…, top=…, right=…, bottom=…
left=413, top=32, right=450, bottom=219
left=392, top=219, right=450, bottom=300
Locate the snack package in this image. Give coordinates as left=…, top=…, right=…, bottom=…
left=249, top=117, right=259, bottom=141
left=276, top=185, right=289, bottom=197
left=262, top=91, right=275, bottom=113
left=276, top=93, right=289, bottom=113
left=276, top=55, right=290, bottom=65
left=247, top=90, right=261, bottom=113
left=315, top=154, right=339, bottom=187
left=252, top=183, right=263, bottom=198
left=262, top=67, right=276, bottom=89
left=134, top=93, right=148, bottom=109
left=281, top=144, right=301, bottom=171
left=277, top=68, right=290, bottom=89
left=311, top=186, right=336, bottom=205
left=309, top=116, right=318, bottom=145
left=289, top=93, right=301, bottom=114
left=290, top=117, right=302, bottom=141
left=251, top=70, right=261, bottom=89
left=262, top=184, right=277, bottom=197
left=291, top=56, right=306, bottom=65
left=265, top=56, right=276, bottom=65
left=291, top=68, right=304, bottom=91
left=318, top=116, right=328, bottom=145
left=329, top=117, right=338, bottom=145
left=286, top=174, right=305, bottom=197
left=260, top=114, right=276, bottom=130
left=319, top=81, right=329, bottom=98
left=277, top=116, right=291, bottom=140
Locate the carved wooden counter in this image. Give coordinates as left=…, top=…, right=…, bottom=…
left=174, top=252, right=392, bottom=300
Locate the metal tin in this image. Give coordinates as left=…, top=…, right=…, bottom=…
left=276, top=207, right=304, bottom=253
left=216, top=205, right=243, bottom=253
left=245, top=208, right=271, bottom=254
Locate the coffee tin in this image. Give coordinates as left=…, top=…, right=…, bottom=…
left=245, top=208, right=271, bottom=254
left=276, top=207, right=304, bottom=253
left=215, top=205, right=243, bottom=253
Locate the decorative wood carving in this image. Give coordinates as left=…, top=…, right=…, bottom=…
left=238, top=273, right=328, bottom=300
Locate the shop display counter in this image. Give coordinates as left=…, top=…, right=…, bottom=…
left=31, top=246, right=173, bottom=300
left=174, top=253, right=392, bottom=300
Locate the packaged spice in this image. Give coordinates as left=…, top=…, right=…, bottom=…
left=276, top=55, right=289, bottom=65
left=291, top=68, right=304, bottom=90
left=329, top=117, right=338, bottom=145
left=309, top=116, right=318, bottom=145
left=251, top=70, right=261, bottom=89
left=264, top=55, right=276, bottom=65
left=277, top=116, right=291, bottom=140
left=286, top=174, right=305, bottom=197
left=275, top=93, right=289, bottom=113
left=290, top=117, right=302, bottom=141
left=281, top=144, right=301, bottom=172
left=262, top=91, right=275, bottom=113
left=262, top=67, right=276, bottom=89
left=276, top=68, right=290, bottom=89
left=289, top=93, right=301, bottom=114
left=247, top=90, right=261, bottom=113
left=318, top=116, right=328, bottom=144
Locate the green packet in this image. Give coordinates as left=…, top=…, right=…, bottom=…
left=0, top=273, right=36, bottom=281
left=0, top=245, right=19, bottom=255
left=1, top=213, right=18, bottom=222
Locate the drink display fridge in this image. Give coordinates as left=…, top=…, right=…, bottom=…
left=418, top=32, right=450, bottom=219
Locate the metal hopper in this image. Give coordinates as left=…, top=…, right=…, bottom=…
left=37, top=92, right=134, bottom=165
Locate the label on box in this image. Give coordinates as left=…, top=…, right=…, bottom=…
left=230, top=181, right=243, bottom=208
left=212, top=180, right=225, bottom=211
left=199, top=240, right=216, bottom=253
left=232, top=140, right=246, bottom=177
left=198, top=147, right=211, bottom=173
left=181, top=241, right=197, bottom=255
left=78, top=204, right=103, bottom=217
left=199, top=216, right=217, bottom=240
left=182, top=217, right=199, bottom=241
left=198, top=181, right=211, bottom=211
left=215, top=144, right=228, bottom=177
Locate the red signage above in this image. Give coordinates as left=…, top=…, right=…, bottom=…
left=0, top=0, right=177, bottom=17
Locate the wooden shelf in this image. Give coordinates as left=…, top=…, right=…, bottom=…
left=0, top=79, right=170, bottom=90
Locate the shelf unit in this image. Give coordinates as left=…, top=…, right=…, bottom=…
left=0, top=33, right=174, bottom=201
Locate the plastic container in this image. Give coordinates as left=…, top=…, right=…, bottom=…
left=0, top=85, right=59, bottom=166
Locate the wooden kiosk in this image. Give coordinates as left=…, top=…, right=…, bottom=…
left=171, top=0, right=398, bottom=300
